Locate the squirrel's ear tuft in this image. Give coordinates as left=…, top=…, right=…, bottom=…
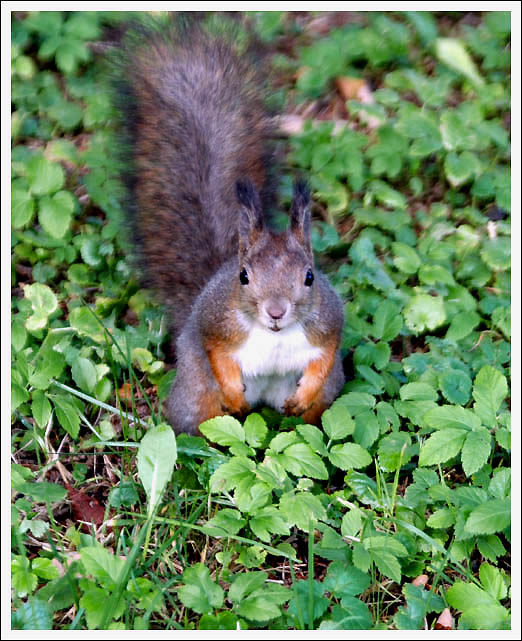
left=290, top=180, right=312, bottom=254
left=237, top=179, right=263, bottom=254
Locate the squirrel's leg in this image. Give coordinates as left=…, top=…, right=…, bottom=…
left=205, top=339, right=250, bottom=416
left=284, top=337, right=342, bottom=419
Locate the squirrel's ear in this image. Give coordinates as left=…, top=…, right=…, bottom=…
left=237, top=179, right=263, bottom=253
left=290, top=180, right=312, bottom=254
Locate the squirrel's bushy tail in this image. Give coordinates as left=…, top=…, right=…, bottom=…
left=114, top=16, right=275, bottom=338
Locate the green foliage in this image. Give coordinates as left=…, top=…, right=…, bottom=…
left=11, top=9, right=510, bottom=632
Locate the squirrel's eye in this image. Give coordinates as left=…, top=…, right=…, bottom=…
left=239, top=268, right=249, bottom=285
left=304, top=269, right=314, bottom=287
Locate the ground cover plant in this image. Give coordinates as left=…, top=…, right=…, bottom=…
left=11, top=10, right=511, bottom=630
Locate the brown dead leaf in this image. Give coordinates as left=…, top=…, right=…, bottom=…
left=435, top=608, right=454, bottom=630
left=65, top=483, right=108, bottom=533
left=412, top=574, right=429, bottom=587
left=119, top=382, right=133, bottom=406
left=336, top=76, right=367, bottom=101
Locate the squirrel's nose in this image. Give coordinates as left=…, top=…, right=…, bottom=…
left=264, top=300, right=289, bottom=320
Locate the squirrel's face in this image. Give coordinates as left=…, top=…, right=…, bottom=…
left=236, top=180, right=315, bottom=333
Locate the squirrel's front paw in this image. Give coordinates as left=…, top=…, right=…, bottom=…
left=284, top=394, right=309, bottom=416
left=221, top=394, right=250, bottom=416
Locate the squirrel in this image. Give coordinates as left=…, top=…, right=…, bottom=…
left=115, top=16, right=345, bottom=435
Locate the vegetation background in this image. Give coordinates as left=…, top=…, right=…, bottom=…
left=10, top=10, right=512, bottom=631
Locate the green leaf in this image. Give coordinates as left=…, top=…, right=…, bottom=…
left=337, top=392, right=376, bottom=416
left=26, top=155, right=65, bottom=195
left=465, top=499, right=510, bottom=535
left=353, top=410, right=380, bottom=449
left=319, top=600, right=372, bottom=630
left=370, top=180, right=407, bottom=209
left=444, top=151, right=478, bottom=187
left=210, top=456, right=256, bottom=493
left=446, top=582, right=509, bottom=630
left=370, top=549, right=402, bottom=584
left=31, top=390, right=52, bottom=428
left=418, top=429, right=467, bottom=466
left=481, top=237, right=510, bottom=271
left=279, top=492, right=327, bottom=531
left=472, top=366, right=508, bottom=426
left=79, top=583, right=125, bottom=629
left=418, top=263, right=455, bottom=286
left=137, top=423, right=177, bottom=517
left=371, top=300, right=402, bottom=341
left=377, top=432, right=412, bottom=471
left=23, top=283, right=58, bottom=331
left=249, top=506, right=290, bottom=542
left=435, top=38, right=484, bottom=86
left=11, top=557, right=37, bottom=598
left=80, top=545, right=125, bottom=590
left=71, top=356, right=97, bottom=393
left=17, top=481, right=67, bottom=503
left=288, top=580, right=329, bottom=626
left=177, top=563, right=224, bottom=614
left=12, top=382, right=29, bottom=411
left=228, top=571, right=267, bottom=603
left=68, top=306, right=106, bottom=343
left=205, top=508, right=245, bottom=536
left=341, top=507, right=363, bottom=538
left=47, top=100, right=83, bottom=130
left=477, top=535, right=506, bottom=563
left=29, top=348, right=65, bottom=390
left=321, top=403, right=355, bottom=440
left=11, top=597, right=53, bottom=630
left=445, top=310, right=481, bottom=341
left=199, top=612, right=238, bottom=630
left=424, top=405, right=481, bottom=431
left=243, top=413, right=267, bottom=448
left=323, top=561, right=370, bottom=597
left=281, top=443, right=328, bottom=480
left=296, top=424, right=328, bottom=456
left=427, top=507, right=455, bottom=529
left=404, top=293, right=446, bottom=334
left=479, top=563, right=508, bottom=601
left=199, top=415, right=245, bottom=447
left=328, top=442, right=372, bottom=470
left=400, top=382, right=438, bottom=402
left=52, top=395, right=81, bottom=438
left=461, top=429, right=491, bottom=477
left=439, top=369, right=472, bottom=405
left=38, top=191, right=75, bottom=238
left=12, top=188, right=35, bottom=228
left=392, top=242, right=421, bottom=274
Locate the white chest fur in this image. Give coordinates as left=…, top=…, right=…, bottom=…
left=232, top=323, right=323, bottom=411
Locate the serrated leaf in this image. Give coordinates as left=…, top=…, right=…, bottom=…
left=472, top=366, right=508, bottom=423
left=80, top=545, right=125, bottom=590
left=137, top=423, right=177, bottom=516
left=392, top=242, right=421, bottom=274
left=204, top=508, right=245, bottom=536
left=209, top=456, right=256, bottom=493
left=353, top=410, right=380, bottom=449
left=12, top=188, right=35, bottom=228
left=198, top=415, right=245, bottom=447
left=323, top=561, right=370, bottom=597
left=446, top=582, right=509, bottom=630
left=319, top=600, right=373, bottom=630
left=370, top=549, right=402, bottom=584
left=328, top=442, right=372, bottom=470
left=11, top=597, right=53, bottom=630
left=249, top=506, right=290, bottom=542
left=31, top=390, right=52, bottom=428
left=424, top=405, right=481, bottom=431
left=52, top=395, right=81, bottom=438
left=243, top=413, right=267, bottom=448
left=404, top=293, right=446, bottom=334
left=321, top=403, right=355, bottom=440
left=435, top=38, right=484, bottom=86
left=465, top=499, right=510, bottom=535
left=341, top=507, right=363, bottom=538
left=427, top=507, right=455, bottom=528
left=461, top=429, right=491, bottom=477
left=177, top=563, right=224, bottom=614
left=439, top=369, right=472, bottom=405
left=378, top=432, right=412, bottom=471
left=281, top=443, right=328, bottom=480
left=279, top=492, right=326, bottom=531
left=17, top=481, right=67, bottom=504
left=400, top=382, right=438, bottom=401
left=372, top=300, right=403, bottom=341
left=479, top=563, right=507, bottom=601
left=296, top=424, right=328, bottom=456
left=445, top=310, right=481, bottom=341
left=419, top=429, right=467, bottom=466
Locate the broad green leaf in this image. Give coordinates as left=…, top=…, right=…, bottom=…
left=472, top=366, right=508, bottom=426
left=400, top=382, right=438, bottom=402
left=26, top=155, right=65, bottom=195
left=11, top=557, right=37, bottom=598
left=198, top=415, right=245, bottom=447
left=80, top=545, right=125, bottom=590
left=23, top=283, right=58, bottom=331
left=489, top=468, right=511, bottom=500
left=12, top=188, right=35, bottom=228
left=243, top=413, right=267, bottom=448
left=228, top=571, right=268, bottom=603
left=424, top=405, right=481, bottom=431
left=328, top=443, right=372, bottom=470
left=418, top=263, right=455, bottom=286
left=287, top=580, right=329, bottom=626
left=12, top=382, right=29, bottom=411
left=353, top=410, right=380, bottom=449
left=404, top=293, right=446, bottom=334
left=279, top=492, right=326, bottom=531
left=418, top=429, right=467, bottom=466
left=435, top=38, right=484, bottom=86
left=323, top=561, right=370, bottom=597
left=371, top=300, right=402, bottom=341
left=465, top=499, right=510, bottom=535
left=321, top=403, right=355, bottom=440
left=209, top=456, right=256, bottom=493
left=427, top=507, right=455, bottom=529
left=439, top=369, right=472, bottom=405
left=281, top=443, right=328, bottom=480
left=477, top=535, right=506, bottom=563
left=479, top=563, right=508, bottom=601
left=319, top=600, right=372, bottom=630
left=68, top=306, right=106, bottom=343
left=177, top=564, right=224, bottom=614
left=392, top=242, right=421, bottom=274
left=17, top=481, right=67, bottom=504
left=341, top=507, right=363, bottom=538
left=52, top=395, right=81, bottom=438
left=370, top=180, right=407, bottom=209
left=296, top=424, right=328, bottom=456
left=11, top=597, right=53, bottom=630
left=80, top=583, right=125, bottom=629
left=29, top=349, right=65, bottom=390
left=199, top=612, right=238, bottom=630
left=461, top=429, right=491, bottom=476
left=31, top=390, right=52, bottom=428
left=249, top=506, right=290, bottom=542
left=204, top=508, right=245, bottom=536
left=137, top=423, right=177, bottom=516
left=268, top=431, right=299, bottom=453
left=377, top=432, right=412, bottom=471
left=445, top=310, right=481, bottom=341
left=71, top=356, right=97, bottom=393
left=370, top=549, right=402, bottom=584
left=446, top=582, right=509, bottom=630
